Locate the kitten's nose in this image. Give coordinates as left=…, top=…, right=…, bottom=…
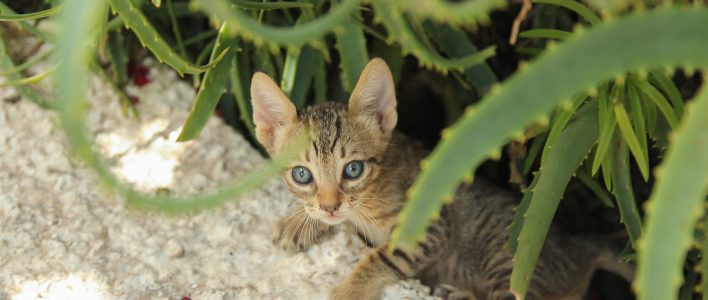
left=319, top=203, right=340, bottom=213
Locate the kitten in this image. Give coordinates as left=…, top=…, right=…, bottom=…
left=250, top=59, right=632, bottom=300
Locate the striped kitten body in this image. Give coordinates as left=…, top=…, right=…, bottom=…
left=250, top=59, right=630, bottom=300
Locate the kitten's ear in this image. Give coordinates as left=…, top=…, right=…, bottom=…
left=251, top=72, right=297, bottom=153
left=348, top=58, right=397, bottom=136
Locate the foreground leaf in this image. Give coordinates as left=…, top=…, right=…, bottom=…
left=637, top=84, right=708, bottom=300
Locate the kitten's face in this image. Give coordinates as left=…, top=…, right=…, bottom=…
left=251, top=59, right=397, bottom=225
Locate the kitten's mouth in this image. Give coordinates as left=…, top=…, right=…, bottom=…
left=318, top=214, right=346, bottom=225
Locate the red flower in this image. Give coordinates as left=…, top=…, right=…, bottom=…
left=127, top=62, right=151, bottom=87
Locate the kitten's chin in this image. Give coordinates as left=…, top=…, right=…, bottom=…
left=318, top=215, right=346, bottom=225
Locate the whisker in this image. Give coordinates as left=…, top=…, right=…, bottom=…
left=291, top=212, right=309, bottom=250
left=280, top=208, right=305, bottom=224
left=359, top=206, right=383, bottom=228
left=277, top=212, right=306, bottom=250
left=354, top=209, right=372, bottom=244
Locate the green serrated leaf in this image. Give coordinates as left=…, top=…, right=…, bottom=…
left=507, top=172, right=541, bottom=254
left=614, top=101, right=650, bottom=180
left=534, top=0, right=601, bottom=25
left=177, top=22, right=237, bottom=141
left=609, top=131, right=643, bottom=248
left=511, top=101, right=599, bottom=297
left=627, top=82, right=649, bottom=180
left=631, top=76, right=680, bottom=129
left=335, top=19, right=368, bottom=93
left=637, top=83, right=708, bottom=300
left=0, top=2, right=64, bottom=21
left=592, top=84, right=616, bottom=174
left=649, top=69, right=684, bottom=118
left=107, top=0, right=224, bottom=75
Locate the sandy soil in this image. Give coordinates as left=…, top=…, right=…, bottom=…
left=0, top=56, right=437, bottom=300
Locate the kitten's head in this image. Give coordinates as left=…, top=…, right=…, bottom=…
left=251, top=58, right=397, bottom=225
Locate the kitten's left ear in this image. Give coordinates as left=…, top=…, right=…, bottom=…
left=251, top=72, right=297, bottom=154
left=348, top=58, right=397, bottom=136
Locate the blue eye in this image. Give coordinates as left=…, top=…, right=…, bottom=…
left=291, top=166, right=313, bottom=184
left=343, top=161, right=365, bottom=179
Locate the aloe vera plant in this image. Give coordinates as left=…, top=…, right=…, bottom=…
left=2, top=1, right=707, bottom=299
left=389, top=6, right=708, bottom=300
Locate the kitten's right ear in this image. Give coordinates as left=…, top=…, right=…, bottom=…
left=251, top=72, right=297, bottom=154
left=348, top=58, right=397, bottom=137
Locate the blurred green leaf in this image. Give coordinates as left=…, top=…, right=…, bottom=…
left=178, top=22, right=237, bottom=141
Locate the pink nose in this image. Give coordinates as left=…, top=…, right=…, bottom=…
left=319, top=203, right=340, bottom=213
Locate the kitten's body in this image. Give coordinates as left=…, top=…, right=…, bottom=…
left=251, top=59, right=631, bottom=300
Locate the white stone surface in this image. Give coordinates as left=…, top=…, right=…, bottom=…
left=0, top=58, right=437, bottom=300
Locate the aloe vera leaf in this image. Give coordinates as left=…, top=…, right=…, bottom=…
left=631, top=76, right=680, bottom=129
left=55, top=0, right=306, bottom=213
left=290, top=46, right=319, bottom=107
left=592, top=84, right=617, bottom=174
left=229, top=0, right=314, bottom=10
left=614, top=101, right=650, bottom=180
left=510, top=101, right=599, bottom=296
left=165, top=0, right=187, bottom=59
left=533, top=0, right=601, bottom=25
left=518, top=28, right=572, bottom=40
left=609, top=132, right=643, bottom=248
left=313, top=53, right=326, bottom=103
left=627, top=82, right=649, bottom=179
left=184, top=30, right=217, bottom=47
left=650, top=68, right=684, bottom=118
left=0, top=1, right=55, bottom=42
left=541, top=93, right=586, bottom=164
left=193, top=0, right=358, bottom=52
left=104, top=1, right=192, bottom=32
left=230, top=46, right=255, bottom=134
left=107, top=30, right=128, bottom=87
left=254, top=46, right=276, bottom=78
left=507, top=172, right=540, bottom=254
left=280, top=48, right=299, bottom=99
left=407, top=15, right=437, bottom=52
left=390, top=5, right=708, bottom=280
left=335, top=19, right=368, bottom=93
left=423, top=21, right=498, bottom=96
left=107, top=0, right=225, bottom=75
left=522, top=133, right=545, bottom=176
left=575, top=169, right=614, bottom=208
left=91, top=58, right=139, bottom=119
left=0, top=2, right=63, bottom=21
left=193, top=39, right=217, bottom=87
left=600, top=144, right=614, bottom=192
left=177, top=22, right=237, bottom=142
left=396, top=0, right=506, bottom=26
left=0, top=64, right=56, bottom=87
left=0, top=46, right=53, bottom=76
left=641, top=83, right=659, bottom=135
left=0, top=30, right=51, bottom=109
left=279, top=11, right=312, bottom=101
left=371, top=1, right=496, bottom=73
left=637, top=84, right=708, bottom=300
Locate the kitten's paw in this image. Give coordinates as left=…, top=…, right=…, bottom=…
left=433, top=284, right=479, bottom=300
left=328, top=282, right=379, bottom=300
left=272, top=215, right=334, bottom=252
